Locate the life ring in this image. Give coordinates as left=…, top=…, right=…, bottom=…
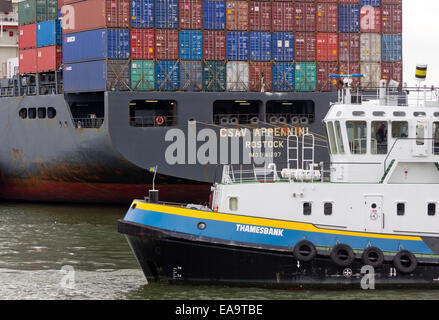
left=393, top=250, right=417, bottom=274
left=330, top=244, right=355, bottom=267
left=361, top=246, right=384, bottom=268
left=293, top=240, right=317, bottom=262
left=155, top=116, right=165, bottom=126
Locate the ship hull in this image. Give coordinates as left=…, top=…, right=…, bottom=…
left=0, top=91, right=336, bottom=203
left=119, top=201, right=439, bottom=288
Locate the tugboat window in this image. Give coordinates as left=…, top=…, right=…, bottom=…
left=416, top=123, right=426, bottom=146
left=346, top=121, right=367, bottom=154
left=38, top=107, right=46, bottom=119
left=371, top=121, right=388, bottom=155
left=392, top=121, right=408, bottom=139
left=47, top=107, right=56, bottom=119
left=28, top=108, right=36, bottom=119
left=229, top=197, right=238, bottom=211
left=327, top=122, right=337, bottom=155
left=433, top=122, right=439, bottom=155
left=428, top=203, right=436, bottom=216
left=397, top=203, right=405, bottom=216
left=334, top=121, right=345, bottom=154
left=324, top=203, right=333, bottom=216
left=303, top=202, right=312, bottom=216
left=19, top=108, right=27, bottom=119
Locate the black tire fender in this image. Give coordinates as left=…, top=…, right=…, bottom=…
left=330, top=244, right=355, bottom=267
left=361, top=246, right=384, bottom=268
left=293, top=240, right=317, bottom=262
left=393, top=250, right=417, bottom=274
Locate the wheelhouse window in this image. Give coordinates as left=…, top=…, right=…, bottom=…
left=397, top=203, right=405, bottom=216
left=334, top=121, right=345, bottom=154
left=371, top=121, right=388, bottom=155
left=38, top=107, right=46, bottom=119
left=392, top=121, right=408, bottom=139
left=346, top=121, right=367, bottom=154
left=416, top=123, right=426, bottom=146
left=326, top=122, right=337, bottom=155
left=28, top=108, right=36, bottom=119
left=266, top=100, right=315, bottom=125
left=213, top=100, right=261, bottom=125
left=433, top=122, right=439, bottom=155
left=428, top=203, right=436, bottom=216
left=47, top=107, right=56, bottom=119
left=303, top=202, right=312, bottom=216
left=19, top=108, right=27, bottom=119
left=129, top=100, right=177, bottom=127
left=229, top=197, right=238, bottom=211
left=324, top=202, right=333, bottom=216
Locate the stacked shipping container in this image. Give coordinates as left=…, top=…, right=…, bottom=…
left=18, top=0, right=404, bottom=92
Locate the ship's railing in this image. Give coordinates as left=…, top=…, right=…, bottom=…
left=221, top=163, right=330, bottom=185
left=73, top=117, right=104, bottom=129
left=129, top=115, right=177, bottom=127
left=338, top=85, right=439, bottom=107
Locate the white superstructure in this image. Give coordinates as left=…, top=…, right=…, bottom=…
left=0, top=0, right=18, bottom=78
left=212, top=81, right=439, bottom=237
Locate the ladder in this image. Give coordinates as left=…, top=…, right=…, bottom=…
left=287, top=134, right=299, bottom=171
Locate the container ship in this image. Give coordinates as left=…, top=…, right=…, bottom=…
left=0, top=0, right=403, bottom=204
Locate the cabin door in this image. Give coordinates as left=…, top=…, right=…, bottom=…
left=412, top=120, right=429, bottom=156
left=364, top=196, right=384, bottom=233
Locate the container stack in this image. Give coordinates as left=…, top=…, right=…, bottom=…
left=18, top=0, right=61, bottom=74
left=52, top=0, right=404, bottom=92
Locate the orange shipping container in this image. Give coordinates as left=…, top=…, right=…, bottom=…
left=317, top=33, right=338, bottom=62
left=37, top=46, right=62, bottom=73
left=61, top=0, right=129, bottom=34
left=19, top=48, right=37, bottom=74
left=226, top=1, right=248, bottom=30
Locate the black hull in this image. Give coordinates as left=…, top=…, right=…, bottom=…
left=119, top=220, right=439, bottom=289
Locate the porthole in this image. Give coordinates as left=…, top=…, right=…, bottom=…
left=324, top=203, right=333, bottom=216
left=19, top=108, right=27, bottom=119
left=371, top=203, right=377, bottom=209
left=428, top=203, right=436, bottom=216
left=28, top=108, right=36, bottom=119
left=47, top=107, right=56, bottom=119
left=131, top=203, right=137, bottom=209
left=303, top=202, right=312, bottom=216
left=397, top=203, right=405, bottom=216
left=38, top=107, right=46, bottom=119
left=197, top=222, right=206, bottom=230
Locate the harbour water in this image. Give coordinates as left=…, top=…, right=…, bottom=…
left=1, top=202, right=439, bottom=300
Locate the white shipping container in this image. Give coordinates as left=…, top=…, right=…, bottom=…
left=226, top=61, right=249, bottom=91
left=360, top=33, right=381, bottom=63
left=360, top=62, right=381, bottom=88
left=7, top=57, right=18, bottom=79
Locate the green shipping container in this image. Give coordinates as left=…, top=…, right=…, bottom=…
left=203, top=61, right=226, bottom=92
left=36, top=0, right=58, bottom=22
left=295, top=62, right=317, bottom=92
left=131, top=60, right=155, bottom=91
left=19, top=0, right=36, bottom=26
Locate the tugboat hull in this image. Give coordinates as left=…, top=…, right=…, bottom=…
left=118, top=201, right=439, bottom=288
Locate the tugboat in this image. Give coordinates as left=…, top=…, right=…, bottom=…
left=118, top=78, right=439, bottom=287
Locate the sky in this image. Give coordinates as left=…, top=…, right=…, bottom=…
left=403, top=1, right=439, bottom=86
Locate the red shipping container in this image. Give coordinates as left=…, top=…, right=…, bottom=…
left=37, top=46, right=62, bottom=73
left=19, top=24, right=36, bottom=49
left=317, top=62, right=338, bottom=91
left=226, top=1, right=248, bottom=31
left=316, top=0, right=337, bottom=2
left=294, top=3, right=316, bottom=32
left=155, top=29, right=179, bottom=60
left=360, top=5, right=381, bottom=33
left=382, top=4, right=402, bottom=34
left=317, top=33, right=338, bottom=61
left=61, top=0, right=129, bottom=34
left=295, top=32, right=316, bottom=62
left=382, top=0, right=402, bottom=4
left=19, top=48, right=37, bottom=74
left=339, top=33, right=360, bottom=62
left=249, top=62, right=272, bottom=92
left=179, top=0, right=202, bottom=29
left=249, top=2, right=271, bottom=31
left=382, top=62, right=403, bottom=84
left=272, top=3, right=295, bottom=32
left=339, top=62, right=360, bottom=87
left=131, top=29, right=154, bottom=59
left=203, top=30, right=226, bottom=60
left=316, top=3, right=337, bottom=32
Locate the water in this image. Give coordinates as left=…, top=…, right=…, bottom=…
left=1, top=202, right=439, bottom=300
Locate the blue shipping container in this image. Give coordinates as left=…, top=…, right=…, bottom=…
left=107, top=29, right=130, bottom=59
left=273, top=62, right=294, bottom=92
left=37, top=19, right=62, bottom=48
left=227, top=31, right=248, bottom=61
left=63, top=29, right=130, bottom=64
left=155, top=0, right=178, bottom=29
left=249, top=32, right=271, bottom=61
left=339, top=4, right=360, bottom=33
left=131, top=0, right=154, bottom=28
left=179, top=30, right=203, bottom=60
left=156, top=60, right=179, bottom=91
left=272, top=32, right=294, bottom=62
left=203, top=1, right=225, bottom=30
left=63, top=60, right=131, bottom=92
left=180, top=61, right=202, bottom=91
left=360, top=0, right=381, bottom=6
left=382, top=34, right=402, bottom=62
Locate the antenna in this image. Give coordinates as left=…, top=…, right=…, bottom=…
left=148, top=166, right=159, bottom=204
